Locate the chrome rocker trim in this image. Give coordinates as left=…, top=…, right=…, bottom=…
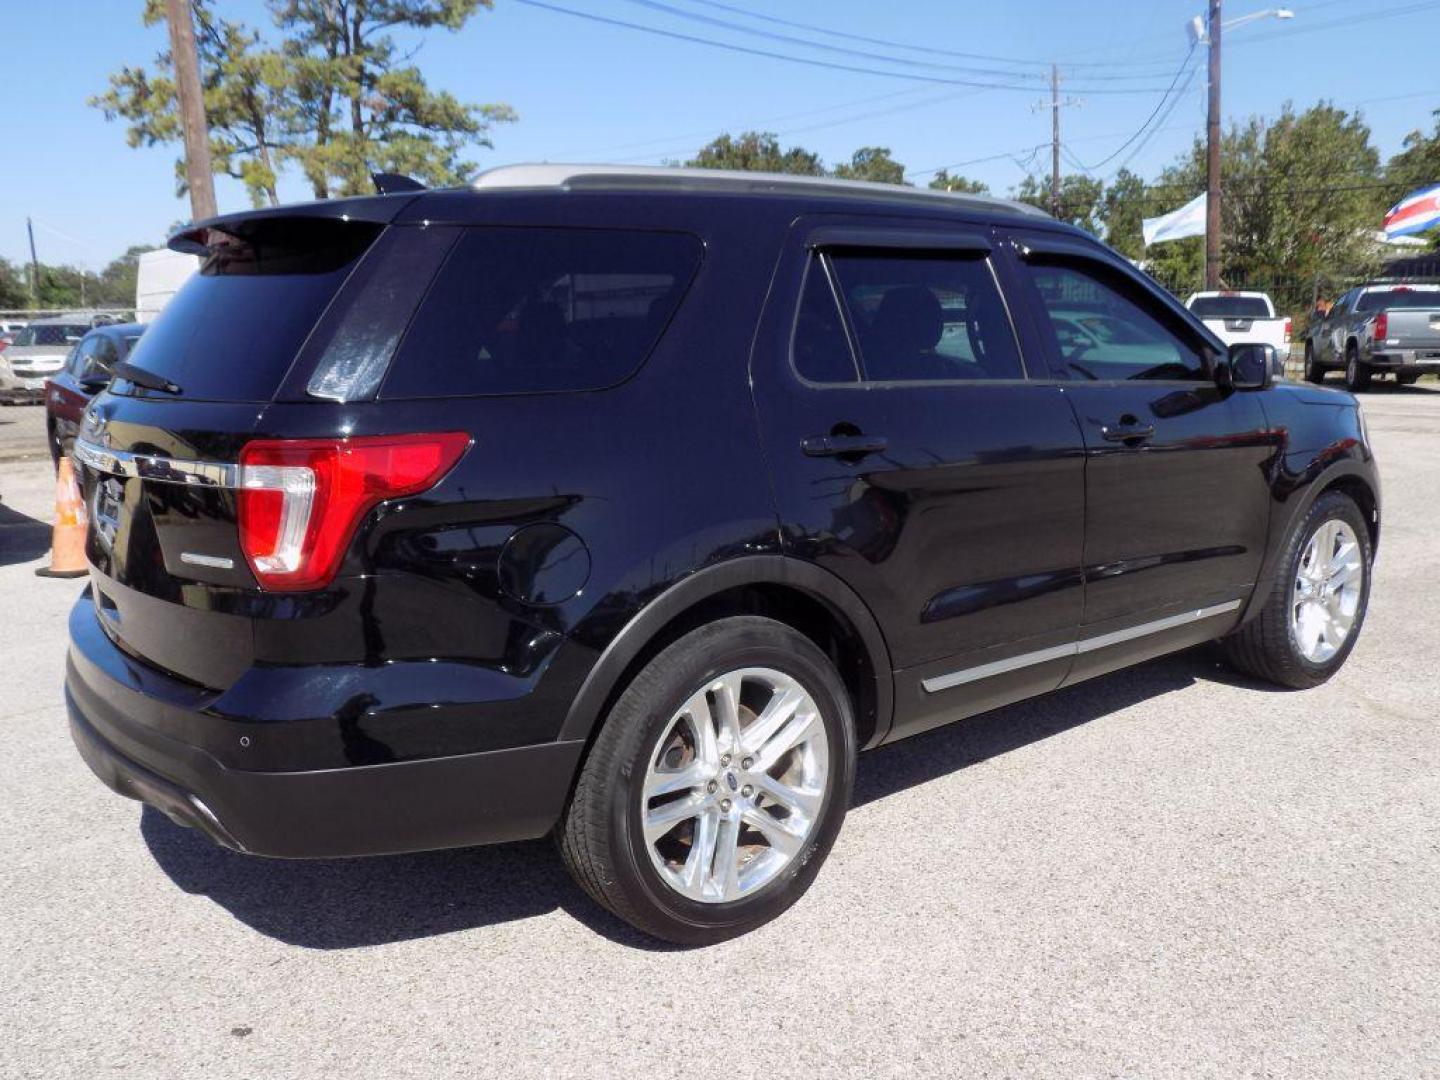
left=921, top=599, right=1244, bottom=694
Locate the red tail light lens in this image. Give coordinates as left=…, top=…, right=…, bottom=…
left=237, top=432, right=470, bottom=591
left=1283, top=316, right=1292, bottom=339
left=1375, top=312, right=1388, bottom=340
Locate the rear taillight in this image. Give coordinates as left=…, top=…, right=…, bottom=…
left=237, top=432, right=470, bottom=591
left=1283, top=316, right=1292, bottom=340
left=1375, top=312, right=1388, bottom=340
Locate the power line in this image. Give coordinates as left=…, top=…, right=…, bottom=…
left=1070, top=46, right=1198, bottom=172
left=513, top=0, right=1189, bottom=94
left=674, top=0, right=1188, bottom=70
left=616, top=0, right=1052, bottom=81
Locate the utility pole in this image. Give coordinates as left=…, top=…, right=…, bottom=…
left=26, top=217, right=40, bottom=307
left=1050, top=64, right=1062, bottom=217
left=164, top=0, right=217, bottom=222
left=1205, top=0, right=1222, bottom=289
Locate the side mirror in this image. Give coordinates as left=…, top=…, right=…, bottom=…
left=1224, top=343, right=1275, bottom=390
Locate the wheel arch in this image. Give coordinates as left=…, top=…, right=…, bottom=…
left=1241, top=459, right=1380, bottom=626
left=558, top=556, right=894, bottom=753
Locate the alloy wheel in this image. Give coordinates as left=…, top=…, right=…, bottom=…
left=640, top=667, right=829, bottom=904
left=1290, top=518, right=1364, bottom=663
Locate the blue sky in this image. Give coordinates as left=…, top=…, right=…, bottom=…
left=3, top=0, right=1438, bottom=271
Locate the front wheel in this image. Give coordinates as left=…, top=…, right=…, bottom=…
left=558, top=616, right=856, bottom=945
left=1222, top=491, right=1372, bottom=689
left=1304, top=343, right=1324, bottom=384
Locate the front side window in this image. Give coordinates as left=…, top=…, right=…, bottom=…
left=1027, top=262, right=1207, bottom=381
left=826, top=251, right=1024, bottom=382
left=383, top=227, right=703, bottom=398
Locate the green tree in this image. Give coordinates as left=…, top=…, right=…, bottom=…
left=274, top=0, right=516, bottom=197
left=927, top=170, right=988, bottom=194
left=0, top=259, right=28, bottom=309
left=94, top=0, right=515, bottom=205
left=1098, top=168, right=1147, bottom=261
left=93, top=0, right=299, bottom=207
left=832, top=146, right=907, bottom=185
left=1015, top=173, right=1104, bottom=234
left=686, top=131, right=826, bottom=175
left=91, top=246, right=154, bottom=308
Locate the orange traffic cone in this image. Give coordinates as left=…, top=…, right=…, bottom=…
left=35, top=456, right=90, bottom=579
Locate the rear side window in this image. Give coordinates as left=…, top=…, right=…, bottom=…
left=810, top=251, right=1024, bottom=382
left=382, top=227, right=703, bottom=398
left=118, top=218, right=382, bottom=402
left=1189, top=295, right=1271, bottom=319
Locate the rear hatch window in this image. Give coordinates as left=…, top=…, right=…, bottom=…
left=116, top=217, right=382, bottom=402
left=381, top=226, right=703, bottom=398
left=1189, top=296, right=1270, bottom=319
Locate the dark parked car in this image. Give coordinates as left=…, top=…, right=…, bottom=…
left=66, top=166, right=1379, bottom=944
left=45, top=322, right=144, bottom=466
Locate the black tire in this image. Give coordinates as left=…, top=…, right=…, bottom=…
left=1304, top=342, right=1324, bottom=384
left=557, top=616, right=856, bottom=945
left=1222, top=490, right=1372, bottom=689
left=1344, top=343, right=1371, bottom=392
left=1397, top=373, right=1419, bottom=386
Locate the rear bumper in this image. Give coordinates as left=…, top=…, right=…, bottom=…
left=66, top=599, right=585, bottom=859
left=1369, top=349, right=1440, bottom=372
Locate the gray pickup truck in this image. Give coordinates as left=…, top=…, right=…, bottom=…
left=1304, top=282, right=1440, bottom=390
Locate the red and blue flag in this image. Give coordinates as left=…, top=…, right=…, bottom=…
left=1384, top=183, right=1440, bottom=239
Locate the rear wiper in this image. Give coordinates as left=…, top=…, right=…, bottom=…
left=113, top=361, right=182, bottom=395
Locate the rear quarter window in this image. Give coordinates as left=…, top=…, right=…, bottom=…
left=381, top=226, right=703, bottom=398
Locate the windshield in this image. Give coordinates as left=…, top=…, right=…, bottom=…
left=15, top=324, right=88, bottom=347
left=1357, top=287, right=1440, bottom=312
left=1189, top=296, right=1271, bottom=319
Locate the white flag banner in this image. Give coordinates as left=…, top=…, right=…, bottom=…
left=1142, top=193, right=1207, bottom=247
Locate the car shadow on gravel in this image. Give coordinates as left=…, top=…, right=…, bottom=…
left=853, top=643, right=1278, bottom=808
left=0, top=501, right=50, bottom=567
left=139, top=644, right=1287, bottom=952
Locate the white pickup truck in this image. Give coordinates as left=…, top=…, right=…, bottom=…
left=1186, top=291, right=1292, bottom=374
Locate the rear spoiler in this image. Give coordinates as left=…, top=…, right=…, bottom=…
left=168, top=192, right=425, bottom=256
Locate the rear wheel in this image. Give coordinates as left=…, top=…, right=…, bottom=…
left=1397, top=373, right=1419, bottom=386
left=1304, top=343, right=1325, bottom=384
left=558, top=616, right=856, bottom=945
left=1222, top=490, right=1372, bottom=689
left=1344, top=344, right=1371, bottom=392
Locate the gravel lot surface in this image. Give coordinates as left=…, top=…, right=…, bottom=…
left=0, top=403, right=48, bottom=464
left=2, top=384, right=1437, bottom=1079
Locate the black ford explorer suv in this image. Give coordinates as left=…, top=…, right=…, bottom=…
left=67, top=165, right=1379, bottom=945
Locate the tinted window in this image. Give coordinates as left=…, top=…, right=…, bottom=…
left=1357, top=287, right=1440, bottom=312
left=16, top=324, right=87, bottom=347
left=383, top=227, right=703, bottom=398
left=1189, top=295, right=1271, bottom=319
left=117, top=218, right=382, bottom=402
left=828, top=252, right=1023, bottom=382
left=1028, top=262, right=1207, bottom=381
left=792, top=257, right=859, bottom=384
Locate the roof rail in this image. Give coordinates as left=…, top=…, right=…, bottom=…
left=470, top=163, right=1049, bottom=219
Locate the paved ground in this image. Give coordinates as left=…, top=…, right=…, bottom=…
left=2, top=384, right=1438, bottom=1079
left=0, top=403, right=48, bottom=464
